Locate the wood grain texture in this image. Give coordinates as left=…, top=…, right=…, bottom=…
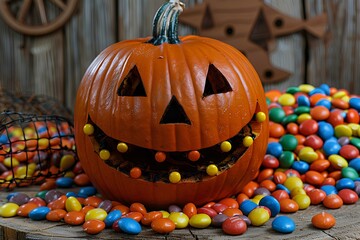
left=1, top=0, right=360, bottom=111
left=305, top=0, right=360, bottom=94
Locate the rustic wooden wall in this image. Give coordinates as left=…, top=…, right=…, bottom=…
left=0, top=0, right=359, bottom=113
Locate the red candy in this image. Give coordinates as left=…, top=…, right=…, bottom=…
left=222, top=217, right=247, bottom=235
left=339, top=145, right=359, bottom=160
left=338, top=189, right=359, bottom=204
left=299, top=119, right=318, bottom=136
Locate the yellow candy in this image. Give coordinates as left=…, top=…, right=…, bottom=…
left=15, top=166, right=34, bottom=178
left=0, top=203, right=19, bottom=217
left=83, top=123, right=95, bottom=135
left=250, top=198, right=261, bottom=205
left=284, top=176, right=303, bottom=191
left=65, top=196, right=82, bottom=212
left=243, top=136, right=253, bottom=147
left=299, top=84, right=315, bottom=93
left=28, top=163, right=37, bottom=171
left=99, top=149, right=110, bottom=160
left=206, top=164, right=218, bottom=176
left=342, top=95, right=350, bottom=102
left=85, top=208, right=108, bottom=221
left=12, top=128, right=24, bottom=138
left=334, top=124, right=352, bottom=138
left=160, top=210, right=170, bottom=218
left=348, top=123, right=360, bottom=136
left=60, top=154, right=75, bottom=171
left=290, top=187, right=306, bottom=197
left=38, top=138, right=49, bottom=148
left=256, top=112, right=267, bottom=122
left=297, top=113, right=312, bottom=124
left=64, top=171, right=75, bottom=178
left=220, top=141, right=232, bottom=152
left=4, top=157, right=19, bottom=168
left=298, top=147, right=318, bottom=163
left=168, top=212, right=189, bottom=229
left=117, top=142, right=128, bottom=153
left=248, top=207, right=270, bottom=226
left=278, top=93, right=296, bottom=106
left=169, top=172, right=181, bottom=183
left=328, top=154, right=348, bottom=169
left=332, top=90, right=347, bottom=99
left=292, top=194, right=311, bottom=210
left=189, top=213, right=212, bottom=229
left=252, top=194, right=265, bottom=201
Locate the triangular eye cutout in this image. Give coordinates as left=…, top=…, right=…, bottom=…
left=160, top=96, right=191, bottom=125
left=203, top=64, right=233, bottom=98
left=117, top=66, right=147, bottom=96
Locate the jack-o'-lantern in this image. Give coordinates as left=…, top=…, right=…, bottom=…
left=74, top=0, right=269, bottom=208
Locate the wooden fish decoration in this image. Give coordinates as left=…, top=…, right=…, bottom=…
left=179, top=0, right=328, bottom=84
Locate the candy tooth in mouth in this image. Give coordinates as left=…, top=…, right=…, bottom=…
left=82, top=111, right=266, bottom=183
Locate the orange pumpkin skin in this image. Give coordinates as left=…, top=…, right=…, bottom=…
left=74, top=0, right=268, bottom=208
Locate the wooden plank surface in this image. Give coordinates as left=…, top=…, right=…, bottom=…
left=0, top=186, right=359, bottom=240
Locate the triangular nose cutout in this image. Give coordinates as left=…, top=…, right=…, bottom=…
left=160, top=96, right=191, bottom=125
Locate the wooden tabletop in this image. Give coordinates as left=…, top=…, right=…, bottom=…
left=0, top=186, right=358, bottom=240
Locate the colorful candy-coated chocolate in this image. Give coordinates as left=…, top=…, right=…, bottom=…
left=151, top=218, right=176, bottom=234
left=189, top=214, right=212, bottom=228
left=168, top=212, right=189, bottom=229
left=272, top=216, right=296, bottom=233
left=104, top=210, right=122, bottom=228
left=28, top=206, right=50, bottom=220
left=259, top=196, right=280, bottom=217
left=311, top=212, right=336, bottom=229
left=83, top=219, right=106, bottom=235
left=222, top=217, right=247, bottom=235
left=248, top=207, right=270, bottom=226
left=118, top=217, right=142, bottom=235
left=0, top=203, right=19, bottom=217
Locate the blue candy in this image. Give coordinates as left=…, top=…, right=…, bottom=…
left=104, top=210, right=122, bottom=228
left=291, top=160, right=309, bottom=174
left=78, top=186, right=97, bottom=198
left=323, top=138, right=341, bottom=156
left=320, top=185, right=338, bottom=195
left=349, top=158, right=360, bottom=172
left=319, top=83, right=331, bottom=95
left=349, top=97, right=360, bottom=111
left=335, top=178, right=355, bottom=190
left=272, top=216, right=296, bottom=233
left=29, top=206, right=50, bottom=220
left=315, top=99, right=331, bottom=109
left=65, top=192, right=77, bottom=198
left=118, top=218, right=142, bottom=235
left=317, top=121, right=334, bottom=140
left=309, top=88, right=325, bottom=96
left=297, top=95, right=310, bottom=107
left=240, top=200, right=258, bottom=216
left=259, top=196, right=280, bottom=217
left=266, top=142, right=283, bottom=158
left=56, top=177, right=74, bottom=188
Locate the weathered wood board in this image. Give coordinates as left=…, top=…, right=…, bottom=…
left=0, top=186, right=359, bottom=240
left=1, top=0, right=360, bottom=112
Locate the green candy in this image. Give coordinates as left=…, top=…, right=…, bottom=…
left=269, top=108, right=286, bottom=123
left=286, top=86, right=301, bottom=94
left=294, top=106, right=310, bottom=115
left=279, top=151, right=295, bottom=168
left=341, top=167, right=359, bottom=180
left=279, top=134, right=298, bottom=151
left=281, top=114, right=298, bottom=126
left=350, top=137, right=360, bottom=149
left=35, top=190, right=48, bottom=200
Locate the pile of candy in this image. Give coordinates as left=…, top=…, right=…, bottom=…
left=0, top=83, right=360, bottom=236
left=0, top=112, right=77, bottom=189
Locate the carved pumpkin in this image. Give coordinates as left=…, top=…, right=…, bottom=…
left=74, top=0, right=269, bottom=208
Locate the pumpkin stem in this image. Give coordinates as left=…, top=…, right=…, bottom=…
left=148, top=0, right=184, bottom=45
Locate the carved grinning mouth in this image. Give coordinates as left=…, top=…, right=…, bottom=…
left=85, top=112, right=263, bottom=183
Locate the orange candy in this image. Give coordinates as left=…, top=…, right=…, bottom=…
left=64, top=211, right=85, bottom=225
left=279, top=199, right=299, bottom=213
left=17, top=202, right=38, bottom=217
left=151, top=218, right=176, bottom=234
left=322, top=194, right=343, bottom=209
left=46, top=209, right=67, bottom=222
left=219, top=198, right=239, bottom=209
left=312, top=212, right=336, bottom=229
left=183, top=203, right=197, bottom=218
left=141, top=211, right=163, bottom=226
left=130, top=202, right=147, bottom=216
left=83, top=219, right=106, bottom=235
